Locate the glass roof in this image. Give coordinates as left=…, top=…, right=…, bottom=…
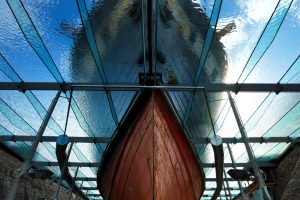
left=1, top=0, right=300, bottom=199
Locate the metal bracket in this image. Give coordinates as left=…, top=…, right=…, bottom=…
left=139, top=72, right=162, bottom=85
left=17, top=81, right=26, bottom=93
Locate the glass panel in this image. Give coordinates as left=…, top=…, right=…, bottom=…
left=263, top=101, right=300, bottom=138
left=0, top=95, right=40, bottom=135
left=31, top=90, right=57, bottom=110
left=21, top=0, right=105, bottom=83
left=75, top=167, right=97, bottom=180
left=234, top=92, right=271, bottom=123
left=228, top=143, right=249, bottom=164
left=72, top=91, right=117, bottom=137
left=70, top=143, right=102, bottom=165
left=5, top=0, right=64, bottom=82
left=186, top=92, right=212, bottom=139
left=203, top=0, right=281, bottom=83
left=0, top=1, right=56, bottom=82
left=84, top=0, right=144, bottom=83
left=247, top=93, right=300, bottom=137
left=225, top=141, right=288, bottom=168
left=4, top=141, right=46, bottom=161
left=244, top=0, right=300, bottom=83
left=243, top=93, right=276, bottom=133
left=280, top=55, right=300, bottom=83
left=201, top=142, right=215, bottom=164
left=0, top=53, right=22, bottom=82
left=214, top=106, right=240, bottom=138
left=0, top=0, right=300, bottom=198
left=257, top=143, right=288, bottom=162
left=238, top=0, right=294, bottom=83
left=167, top=91, right=190, bottom=121
left=156, top=0, right=215, bottom=84
left=0, top=70, right=11, bottom=82
left=34, top=142, right=57, bottom=162
left=110, top=91, right=136, bottom=122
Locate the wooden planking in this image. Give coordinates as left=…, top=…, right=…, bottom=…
left=98, top=90, right=204, bottom=199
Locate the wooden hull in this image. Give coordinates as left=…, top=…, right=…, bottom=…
left=97, top=90, right=205, bottom=200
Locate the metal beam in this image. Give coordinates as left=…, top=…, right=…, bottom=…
left=80, top=187, right=98, bottom=190
left=52, top=142, right=74, bottom=199
left=67, top=167, right=79, bottom=200
left=223, top=169, right=232, bottom=200
left=205, top=178, right=247, bottom=182
left=75, top=177, right=248, bottom=182
left=31, top=161, right=275, bottom=168
left=206, top=187, right=244, bottom=191
left=202, top=194, right=238, bottom=198
left=0, top=82, right=300, bottom=92
left=7, top=91, right=61, bottom=200
left=0, top=135, right=111, bottom=143
left=86, top=194, right=102, bottom=197
left=76, top=177, right=96, bottom=181
left=80, top=186, right=245, bottom=191
left=0, top=135, right=297, bottom=144
left=227, top=143, right=247, bottom=200
left=75, top=181, right=84, bottom=200
left=191, top=136, right=298, bottom=144
left=228, top=92, right=271, bottom=200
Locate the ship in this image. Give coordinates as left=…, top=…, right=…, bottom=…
left=65, top=0, right=234, bottom=198
left=97, top=89, right=205, bottom=199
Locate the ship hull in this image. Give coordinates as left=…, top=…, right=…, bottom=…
left=97, top=90, right=205, bottom=200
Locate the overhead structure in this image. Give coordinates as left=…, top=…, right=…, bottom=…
left=0, top=0, right=300, bottom=199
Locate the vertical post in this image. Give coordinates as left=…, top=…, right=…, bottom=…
left=67, top=167, right=79, bottom=200
left=52, top=142, right=74, bottom=200
left=75, top=181, right=84, bottom=200
left=64, top=89, right=73, bottom=136
left=227, top=143, right=247, bottom=200
left=227, top=92, right=271, bottom=200
left=210, top=135, right=224, bottom=200
left=147, top=0, right=154, bottom=75
left=223, top=183, right=229, bottom=200
left=7, top=90, right=61, bottom=200
left=223, top=169, right=232, bottom=200
left=153, top=0, right=158, bottom=80
left=141, top=0, right=147, bottom=80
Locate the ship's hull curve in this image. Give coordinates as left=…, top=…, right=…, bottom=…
left=97, top=90, right=205, bottom=200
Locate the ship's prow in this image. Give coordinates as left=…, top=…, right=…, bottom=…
left=97, top=89, right=205, bottom=199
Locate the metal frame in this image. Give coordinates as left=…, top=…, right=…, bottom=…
left=227, top=143, right=247, bottom=200
left=52, top=142, right=74, bottom=200
left=75, top=177, right=249, bottom=182
left=223, top=169, right=232, bottom=200
left=0, top=135, right=297, bottom=144
left=0, top=82, right=299, bottom=92
left=7, top=91, right=61, bottom=200
left=75, top=181, right=84, bottom=200
left=68, top=167, right=79, bottom=200
left=31, top=161, right=275, bottom=168
left=2, top=1, right=296, bottom=200
left=228, top=92, right=271, bottom=200
left=3, top=86, right=292, bottom=199
left=79, top=186, right=246, bottom=191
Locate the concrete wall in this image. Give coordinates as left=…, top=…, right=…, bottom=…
left=0, top=147, right=82, bottom=200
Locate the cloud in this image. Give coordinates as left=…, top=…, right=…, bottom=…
left=290, top=0, right=300, bottom=24
left=236, top=0, right=279, bottom=23
left=218, top=17, right=248, bottom=49
left=217, top=0, right=279, bottom=49
left=216, top=0, right=279, bottom=82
